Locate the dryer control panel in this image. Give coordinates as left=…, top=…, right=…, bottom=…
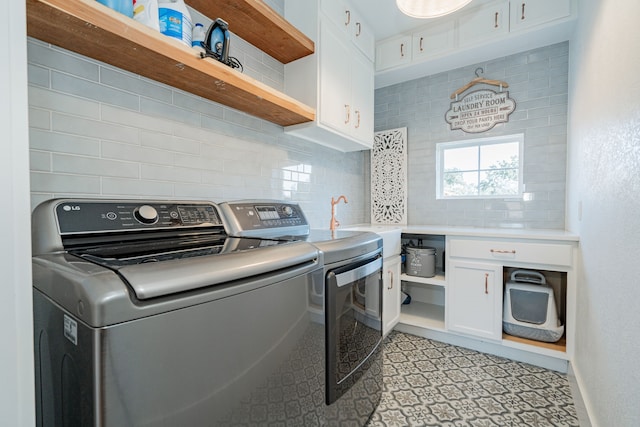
left=218, top=201, right=310, bottom=238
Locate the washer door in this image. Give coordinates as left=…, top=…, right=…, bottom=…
left=325, top=256, right=383, bottom=405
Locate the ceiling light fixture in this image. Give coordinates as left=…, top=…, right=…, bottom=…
left=396, top=0, right=474, bottom=19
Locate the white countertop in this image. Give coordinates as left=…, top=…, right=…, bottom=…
left=343, top=224, right=579, bottom=242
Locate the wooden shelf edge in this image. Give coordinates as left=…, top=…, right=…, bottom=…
left=26, top=0, right=315, bottom=127
left=186, top=0, right=314, bottom=64
left=502, top=332, right=567, bottom=353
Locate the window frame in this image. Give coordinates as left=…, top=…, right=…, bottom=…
left=435, top=133, right=524, bottom=200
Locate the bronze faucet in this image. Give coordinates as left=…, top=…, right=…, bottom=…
left=329, top=195, right=348, bottom=231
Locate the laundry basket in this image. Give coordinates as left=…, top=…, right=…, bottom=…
left=502, top=270, right=564, bottom=343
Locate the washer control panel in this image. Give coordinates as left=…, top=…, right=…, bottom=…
left=55, top=200, right=223, bottom=234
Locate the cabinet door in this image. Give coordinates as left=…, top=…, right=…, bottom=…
left=458, top=1, right=509, bottom=47
left=412, top=21, right=455, bottom=61
left=448, top=260, right=503, bottom=341
left=510, top=0, right=572, bottom=31
left=382, top=255, right=402, bottom=336
left=349, top=4, right=375, bottom=61
left=350, top=51, right=373, bottom=146
left=375, top=35, right=412, bottom=71
left=321, top=0, right=349, bottom=33
left=318, top=20, right=351, bottom=134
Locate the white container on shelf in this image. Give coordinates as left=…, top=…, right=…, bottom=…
left=133, top=0, right=160, bottom=31
left=158, top=0, right=192, bottom=46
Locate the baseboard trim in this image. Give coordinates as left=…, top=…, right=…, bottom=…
left=568, top=362, right=597, bottom=427
left=394, top=323, right=569, bottom=372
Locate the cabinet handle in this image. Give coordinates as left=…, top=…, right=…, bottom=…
left=490, top=249, right=516, bottom=254
left=345, top=10, right=351, bottom=26
left=344, top=104, right=350, bottom=124
left=521, top=3, right=526, bottom=20
left=355, top=110, right=361, bottom=128
left=484, top=273, right=489, bottom=294
left=356, top=22, right=361, bottom=37
left=419, top=37, right=424, bottom=52
left=494, top=12, right=499, bottom=28
left=388, top=269, right=393, bottom=290
left=400, top=43, right=405, bottom=57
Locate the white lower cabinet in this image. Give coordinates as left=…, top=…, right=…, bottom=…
left=382, top=255, right=401, bottom=336
left=391, top=231, right=578, bottom=372
left=447, top=260, right=503, bottom=341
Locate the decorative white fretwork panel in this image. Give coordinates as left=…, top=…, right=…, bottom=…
left=371, top=127, right=407, bottom=224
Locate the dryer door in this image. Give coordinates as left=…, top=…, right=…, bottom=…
left=325, top=255, right=383, bottom=404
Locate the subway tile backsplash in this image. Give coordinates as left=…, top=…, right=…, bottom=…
left=26, top=31, right=367, bottom=228
left=375, top=42, right=569, bottom=229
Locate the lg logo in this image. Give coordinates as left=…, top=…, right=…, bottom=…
left=62, top=205, right=81, bottom=212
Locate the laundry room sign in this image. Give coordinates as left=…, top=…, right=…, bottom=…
left=445, top=89, right=516, bottom=133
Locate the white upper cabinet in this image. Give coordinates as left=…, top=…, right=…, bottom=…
left=349, top=5, right=376, bottom=61
left=317, top=20, right=373, bottom=143
left=458, top=0, right=509, bottom=47
left=375, top=35, right=412, bottom=71
left=321, top=0, right=375, bottom=61
left=285, top=0, right=374, bottom=152
left=412, top=20, right=455, bottom=61
left=350, top=50, right=375, bottom=143
left=375, top=0, right=577, bottom=87
left=509, top=0, right=572, bottom=31
left=317, top=21, right=353, bottom=137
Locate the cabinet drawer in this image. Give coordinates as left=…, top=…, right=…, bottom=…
left=449, top=238, right=573, bottom=267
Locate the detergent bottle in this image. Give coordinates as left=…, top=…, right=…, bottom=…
left=158, top=0, right=192, bottom=46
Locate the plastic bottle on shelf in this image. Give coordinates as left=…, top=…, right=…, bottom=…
left=96, top=0, right=134, bottom=17
left=158, top=0, right=192, bottom=46
left=191, top=23, right=205, bottom=53
left=133, top=0, right=160, bottom=31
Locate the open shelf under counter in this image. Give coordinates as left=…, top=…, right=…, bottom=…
left=502, top=333, right=568, bottom=359
left=399, top=301, right=445, bottom=331
left=400, top=273, right=446, bottom=287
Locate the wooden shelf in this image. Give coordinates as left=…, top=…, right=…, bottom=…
left=26, top=0, right=315, bottom=127
left=186, top=0, right=314, bottom=64
left=503, top=333, right=567, bottom=353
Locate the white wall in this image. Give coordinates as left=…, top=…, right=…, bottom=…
left=1, top=0, right=35, bottom=426
left=567, top=0, right=640, bottom=425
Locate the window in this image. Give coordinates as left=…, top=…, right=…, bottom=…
left=436, top=134, right=523, bottom=199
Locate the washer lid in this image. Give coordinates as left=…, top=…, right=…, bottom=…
left=98, top=240, right=319, bottom=300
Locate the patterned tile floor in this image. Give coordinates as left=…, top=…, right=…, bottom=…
left=368, top=331, right=579, bottom=427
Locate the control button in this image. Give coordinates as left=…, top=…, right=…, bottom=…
left=282, top=206, right=294, bottom=217
left=106, top=212, right=117, bottom=220
left=169, top=211, right=179, bottom=219
left=134, top=205, right=159, bottom=224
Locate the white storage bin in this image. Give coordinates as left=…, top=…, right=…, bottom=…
left=503, top=270, right=564, bottom=343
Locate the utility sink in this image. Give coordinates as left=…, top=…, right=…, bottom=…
left=343, top=225, right=402, bottom=259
